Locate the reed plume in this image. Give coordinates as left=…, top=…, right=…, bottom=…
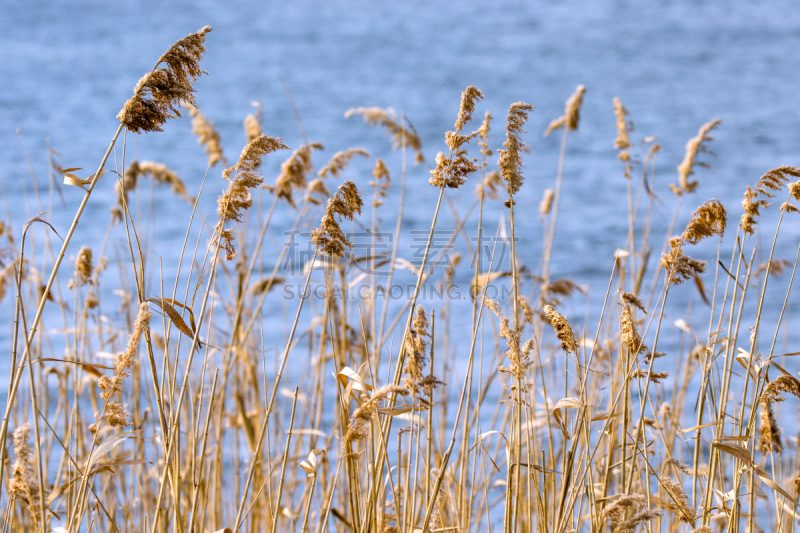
left=740, top=166, right=800, bottom=235
left=430, top=86, right=484, bottom=188
left=319, top=148, right=369, bottom=178
left=758, top=400, right=783, bottom=453
left=760, top=374, right=800, bottom=404
left=265, top=142, right=323, bottom=207
left=370, top=159, right=391, bottom=207
left=620, top=292, right=648, bottom=356
left=304, top=178, right=330, bottom=205
left=73, top=246, right=93, bottom=287
left=185, top=102, right=225, bottom=167
left=217, top=135, right=289, bottom=259
left=244, top=102, right=262, bottom=142
left=681, top=198, right=727, bottom=244
left=544, top=304, right=577, bottom=355
left=345, top=107, right=424, bottom=163
left=544, top=84, right=586, bottom=136
left=671, top=119, right=721, bottom=196
left=613, top=97, right=631, bottom=152
left=92, top=302, right=152, bottom=432
left=9, top=424, right=42, bottom=525
left=113, top=160, right=194, bottom=221
left=498, top=102, right=534, bottom=202
left=117, top=26, right=212, bottom=133
left=403, top=306, right=429, bottom=394
left=311, top=180, right=364, bottom=257
left=661, top=199, right=726, bottom=284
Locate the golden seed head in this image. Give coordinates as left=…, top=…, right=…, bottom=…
left=543, top=304, right=578, bottom=355
left=319, top=148, right=369, bottom=178
left=671, top=118, right=721, bottom=196
left=185, top=102, right=226, bottom=168
left=498, top=101, right=534, bottom=200
left=311, top=181, right=364, bottom=257
left=117, top=26, right=212, bottom=133
left=544, top=84, right=586, bottom=136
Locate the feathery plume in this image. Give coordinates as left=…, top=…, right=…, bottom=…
left=92, top=302, right=152, bottom=432
left=620, top=295, right=648, bottom=356
left=117, top=26, right=212, bottom=133
left=9, top=424, right=43, bottom=525
left=430, top=86, right=484, bottom=189
left=265, top=142, right=323, bottom=208
left=454, top=86, right=484, bottom=132
left=544, top=84, right=586, bottom=136
left=403, top=306, right=429, bottom=394
left=661, top=199, right=724, bottom=284
left=477, top=111, right=492, bottom=159
left=370, top=159, right=391, bottom=207
left=74, top=246, right=93, bottom=287
left=600, top=494, right=655, bottom=533
left=244, top=101, right=262, bottom=142
left=185, top=103, right=225, bottom=167
left=217, top=135, right=289, bottom=259
left=311, top=181, right=364, bottom=257
left=483, top=299, right=533, bottom=376
left=304, top=178, right=330, bottom=205
left=661, top=236, right=707, bottom=285
left=761, top=374, right=800, bottom=404
left=681, top=199, right=727, bottom=244
left=113, top=160, right=194, bottom=222
left=759, top=400, right=783, bottom=453
left=740, top=167, right=800, bottom=235
left=544, top=304, right=578, bottom=355
left=498, top=102, right=534, bottom=202
left=319, top=148, right=369, bottom=178
left=345, top=107, right=424, bottom=164
left=671, top=119, right=721, bottom=196
left=476, top=170, right=503, bottom=200
left=662, top=478, right=696, bottom=525
left=613, top=97, right=631, bottom=152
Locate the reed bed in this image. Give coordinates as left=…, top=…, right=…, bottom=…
left=2, top=26, right=800, bottom=533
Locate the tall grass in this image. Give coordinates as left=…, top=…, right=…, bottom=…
left=2, top=26, right=800, bottom=533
